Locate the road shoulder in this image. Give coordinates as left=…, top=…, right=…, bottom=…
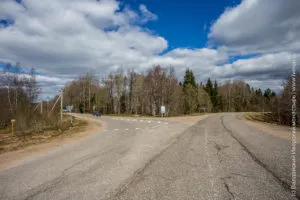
left=0, top=114, right=103, bottom=171
left=241, top=114, right=299, bottom=143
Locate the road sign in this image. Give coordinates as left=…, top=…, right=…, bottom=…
left=161, top=106, right=166, bottom=114
left=66, top=105, right=73, bottom=112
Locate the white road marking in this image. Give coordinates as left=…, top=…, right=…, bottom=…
left=147, top=121, right=152, bottom=123
left=157, top=121, right=161, bottom=124
left=140, top=145, right=153, bottom=152
left=125, top=128, right=129, bottom=131
left=150, top=125, right=161, bottom=129
left=142, top=144, right=153, bottom=148
left=135, top=127, right=140, bottom=130
left=140, top=120, right=144, bottom=122
left=114, top=129, right=120, bottom=131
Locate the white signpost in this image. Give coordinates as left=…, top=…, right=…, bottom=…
left=160, top=105, right=166, bottom=117
left=66, top=105, right=73, bottom=112
left=66, top=105, right=73, bottom=123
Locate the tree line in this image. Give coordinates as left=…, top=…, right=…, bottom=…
left=62, top=65, right=299, bottom=125
left=0, top=63, right=63, bottom=133
left=1, top=63, right=298, bottom=128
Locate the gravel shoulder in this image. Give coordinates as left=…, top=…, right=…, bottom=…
left=242, top=114, right=299, bottom=143
left=0, top=114, right=103, bottom=171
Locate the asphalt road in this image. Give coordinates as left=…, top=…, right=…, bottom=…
left=0, top=114, right=298, bottom=200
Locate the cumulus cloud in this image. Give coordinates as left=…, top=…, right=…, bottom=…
left=212, top=52, right=300, bottom=92
left=213, top=52, right=299, bottom=79
left=0, top=0, right=167, bottom=77
left=0, top=0, right=298, bottom=97
left=209, top=0, right=300, bottom=54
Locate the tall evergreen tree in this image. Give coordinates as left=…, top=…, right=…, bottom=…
left=183, top=69, right=197, bottom=89
left=212, top=80, right=219, bottom=111
left=183, top=69, right=198, bottom=114
left=205, top=78, right=213, bottom=95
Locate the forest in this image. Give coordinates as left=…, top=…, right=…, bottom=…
left=62, top=65, right=299, bottom=125
left=1, top=63, right=299, bottom=131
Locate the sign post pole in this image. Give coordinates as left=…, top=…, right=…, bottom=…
left=11, top=119, right=15, bottom=136
left=160, top=105, right=166, bottom=117
left=66, top=105, right=74, bottom=124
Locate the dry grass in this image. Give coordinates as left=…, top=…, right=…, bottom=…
left=244, top=113, right=266, bottom=122
left=0, top=116, right=87, bottom=154
left=244, top=112, right=290, bottom=126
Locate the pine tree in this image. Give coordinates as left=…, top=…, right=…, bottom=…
left=183, top=69, right=198, bottom=114
left=212, top=80, right=219, bottom=111
left=183, top=69, right=197, bottom=89
left=205, top=78, right=213, bottom=97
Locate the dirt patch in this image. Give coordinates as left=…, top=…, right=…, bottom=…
left=0, top=114, right=103, bottom=171
left=242, top=114, right=299, bottom=143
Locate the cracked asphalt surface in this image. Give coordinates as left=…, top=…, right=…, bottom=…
left=0, top=113, right=298, bottom=200
left=115, top=114, right=299, bottom=200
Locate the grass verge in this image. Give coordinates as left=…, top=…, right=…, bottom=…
left=244, top=112, right=281, bottom=125
left=0, top=116, right=87, bottom=154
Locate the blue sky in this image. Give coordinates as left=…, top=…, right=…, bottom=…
left=0, top=0, right=299, bottom=98
left=123, top=0, right=240, bottom=50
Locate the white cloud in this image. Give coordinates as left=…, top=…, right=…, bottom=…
left=209, top=0, right=300, bottom=54
left=213, top=52, right=299, bottom=79
left=0, top=0, right=297, bottom=97
left=211, top=52, right=300, bottom=92
left=0, top=0, right=167, bottom=77
left=139, top=4, right=158, bottom=23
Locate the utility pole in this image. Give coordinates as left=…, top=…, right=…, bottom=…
left=15, top=90, right=17, bottom=107
left=89, top=86, right=91, bottom=113
left=61, top=90, right=63, bottom=121
left=40, top=101, right=43, bottom=114
left=47, top=97, right=49, bottom=112
left=7, top=84, right=14, bottom=117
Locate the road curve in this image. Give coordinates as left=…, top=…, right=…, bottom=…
left=0, top=114, right=298, bottom=200
left=0, top=115, right=191, bottom=200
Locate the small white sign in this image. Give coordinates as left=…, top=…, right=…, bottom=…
left=66, top=105, right=73, bottom=112
left=161, top=106, right=166, bottom=114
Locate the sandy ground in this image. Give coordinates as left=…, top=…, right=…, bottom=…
left=241, top=114, right=299, bottom=143
left=0, top=114, right=103, bottom=171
